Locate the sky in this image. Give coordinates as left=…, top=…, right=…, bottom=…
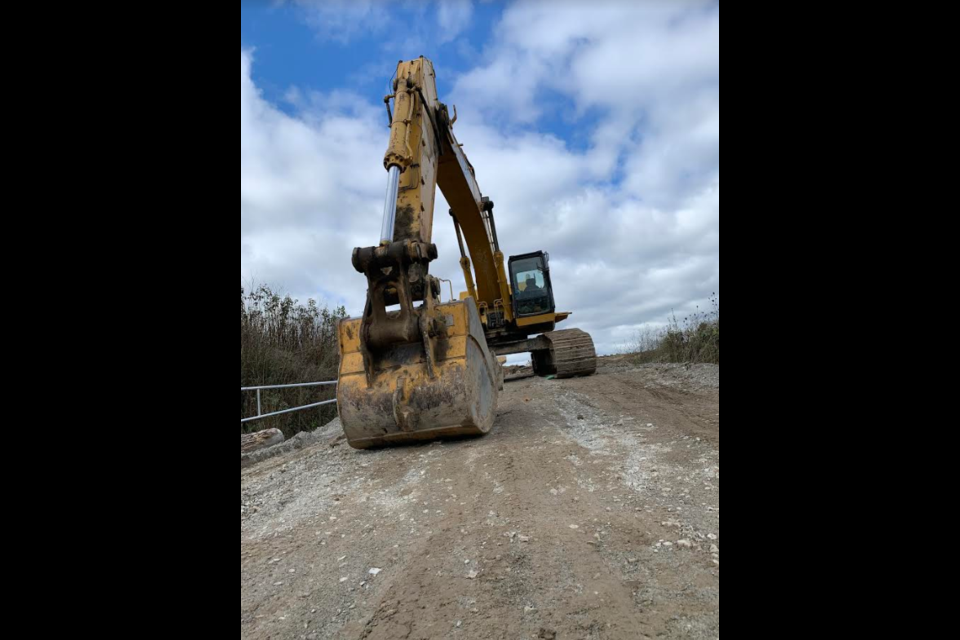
left=241, top=0, right=720, bottom=357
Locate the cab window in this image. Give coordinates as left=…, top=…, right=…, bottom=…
left=512, top=259, right=544, bottom=294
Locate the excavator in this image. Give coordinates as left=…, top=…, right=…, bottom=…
left=337, top=57, right=597, bottom=449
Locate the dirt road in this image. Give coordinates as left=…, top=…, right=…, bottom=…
left=241, top=359, right=719, bottom=639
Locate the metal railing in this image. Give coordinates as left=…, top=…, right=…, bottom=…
left=438, top=279, right=456, bottom=303
left=241, top=381, right=337, bottom=425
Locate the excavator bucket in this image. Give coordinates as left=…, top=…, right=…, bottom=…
left=337, top=299, right=502, bottom=450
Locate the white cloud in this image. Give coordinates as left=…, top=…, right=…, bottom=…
left=288, top=0, right=475, bottom=47
left=453, top=1, right=720, bottom=209
left=240, top=1, right=719, bottom=356
left=288, top=0, right=380, bottom=44
left=440, top=1, right=720, bottom=352
left=241, top=49, right=387, bottom=312
left=438, top=0, right=475, bottom=43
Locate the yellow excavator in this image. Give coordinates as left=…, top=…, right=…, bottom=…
left=337, top=57, right=597, bottom=449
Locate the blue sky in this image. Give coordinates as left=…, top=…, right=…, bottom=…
left=240, top=1, right=598, bottom=148
left=241, top=1, right=720, bottom=356
left=240, top=2, right=502, bottom=99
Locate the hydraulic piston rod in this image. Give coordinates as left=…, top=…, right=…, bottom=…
left=380, top=165, right=402, bottom=245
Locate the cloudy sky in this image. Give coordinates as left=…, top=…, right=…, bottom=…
left=241, top=0, right=719, bottom=357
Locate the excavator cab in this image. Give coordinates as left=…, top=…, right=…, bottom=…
left=509, top=251, right=556, bottom=319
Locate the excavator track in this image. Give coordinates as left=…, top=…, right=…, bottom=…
left=533, top=329, right=598, bottom=378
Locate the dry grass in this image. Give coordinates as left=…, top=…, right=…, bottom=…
left=627, top=294, right=719, bottom=365
left=241, top=285, right=346, bottom=437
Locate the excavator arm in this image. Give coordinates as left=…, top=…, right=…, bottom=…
left=377, top=57, right=512, bottom=328
left=336, top=58, right=504, bottom=449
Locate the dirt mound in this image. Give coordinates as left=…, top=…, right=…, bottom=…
left=241, top=419, right=344, bottom=469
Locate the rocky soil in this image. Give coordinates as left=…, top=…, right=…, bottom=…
left=241, top=359, right=719, bottom=639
